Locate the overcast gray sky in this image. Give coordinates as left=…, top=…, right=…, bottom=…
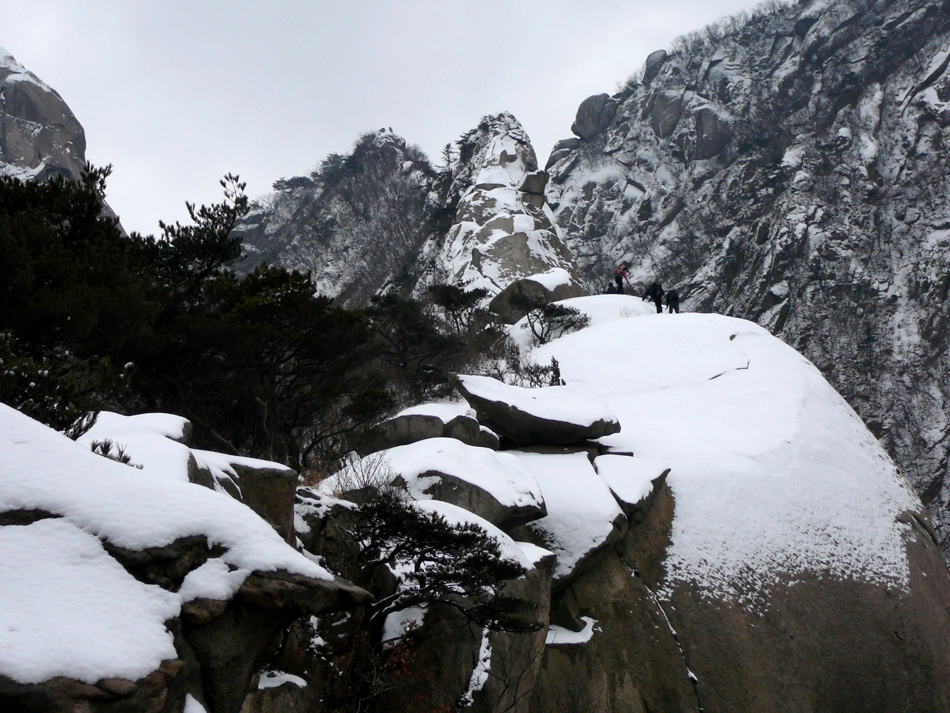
left=4, top=0, right=761, bottom=235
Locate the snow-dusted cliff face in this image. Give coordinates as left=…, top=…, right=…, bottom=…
left=235, top=113, right=582, bottom=307
left=412, top=112, right=582, bottom=299
left=233, top=129, right=435, bottom=306
left=0, top=47, right=86, bottom=182
left=545, top=0, right=950, bottom=559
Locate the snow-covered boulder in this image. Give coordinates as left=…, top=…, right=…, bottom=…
left=357, top=401, right=499, bottom=456
left=594, top=454, right=670, bottom=522
left=323, top=438, right=546, bottom=529
left=451, top=373, right=621, bottom=447
left=487, top=267, right=587, bottom=324
left=78, top=411, right=299, bottom=545
left=524, top=297, right=950, bottom=713
left=516, top=451, right=627, bottom=587
left=0, top=403, right=369, bottom=713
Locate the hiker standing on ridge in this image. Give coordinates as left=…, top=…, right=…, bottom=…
left=643, top=281, right=664, bottom=314
left=666, top=288, right=680, bottom=313
left=614, top=262, right=631, bottom=294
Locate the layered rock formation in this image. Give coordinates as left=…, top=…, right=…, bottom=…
left=544, top=0, right=950, bottom=560
left=234, top=113, right=585, bottom=311
left=411, top=112, right=584, bottom=302
left=0, top=47, right=86, bottom=182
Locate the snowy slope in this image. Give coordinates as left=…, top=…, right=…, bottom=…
left=528, top=297, right=919, bottom=602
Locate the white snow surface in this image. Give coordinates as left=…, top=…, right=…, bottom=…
left=594, top=455, right=666, bottom=509
left=381, top=606, right=426, bottom=645
left=455, top=374, right=618, bottom=430
left=531, top=297, right=919, bottom=604
left=510, top=294, right=654, bottom=350
left=78, top=411, right=194, bottom=482
left=546, top=616, right=600, bottom=645
left=356, top=438, right=543, bottom=512
left=459, top=629, right=492, bottom=706
left=258, top=670, right=307, bottom=689
left=0, top=518, right=179, bottom=684
left=0, top=403, right=332, bottom=684
left=527, top=267, right=572, bottom=291
left=513, top=451, right=624, bottom=580
left=395, top=400, right=474, bottom=422
left=184, top=695, right=208, bottom=713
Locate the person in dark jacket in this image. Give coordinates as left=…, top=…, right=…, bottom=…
left=665, top=288, right=680, bottom=313
left=614, top=262, right=631, bottom=294
left=643, top=281, right=664, bottom=313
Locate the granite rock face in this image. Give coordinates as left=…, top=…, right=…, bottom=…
left=0, top=47, right=86, bottom=182
left=232, top=129, right=435, bottom=306
left=413, top=112, right=584, bottom=302
left=234, top=113, right=585, bottom=307
left=544, top=0, right=950, bottom=563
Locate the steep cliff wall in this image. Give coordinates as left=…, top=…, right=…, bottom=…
left=545, top=0, right=950, bottom=558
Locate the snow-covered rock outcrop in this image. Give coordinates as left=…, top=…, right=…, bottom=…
left=414, top=113, right=585, bottom=302
left=528, top=298, right=950, bottom=713
left=308, top=294, right=950, bottom=713
left=544, top=0, right=950, bottom=565
left=0, top=404, right=369, bottom=713
left=0, top=47, right=86, bottom=182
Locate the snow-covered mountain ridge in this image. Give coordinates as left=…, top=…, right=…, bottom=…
left=233, top=113, right=584, bottom=307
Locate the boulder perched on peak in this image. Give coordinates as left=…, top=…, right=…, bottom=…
left=642, top=49, right=668, bottom=86
left=571, top=93, right=619, bottom=141
left=0, top=47, right=86, bottom=182
left=451, top=373, right=621, bottom=446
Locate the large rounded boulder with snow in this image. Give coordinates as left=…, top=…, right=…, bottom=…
left=521, top=296, right=950, bottom=713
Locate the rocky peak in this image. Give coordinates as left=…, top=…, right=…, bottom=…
left=413, top=112, right=585, bottom=302
left=0, top=47, right=86, bottom=182
left=447, top=111, right=539, bottom=196
left=235, top=112, right=586, bottom=310
left=233, top=128, right=435, bottom=305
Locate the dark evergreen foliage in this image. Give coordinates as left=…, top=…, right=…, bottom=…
left=0, top=166, right=394, bottom=468
left=355, top=490, right=538, bottom=633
